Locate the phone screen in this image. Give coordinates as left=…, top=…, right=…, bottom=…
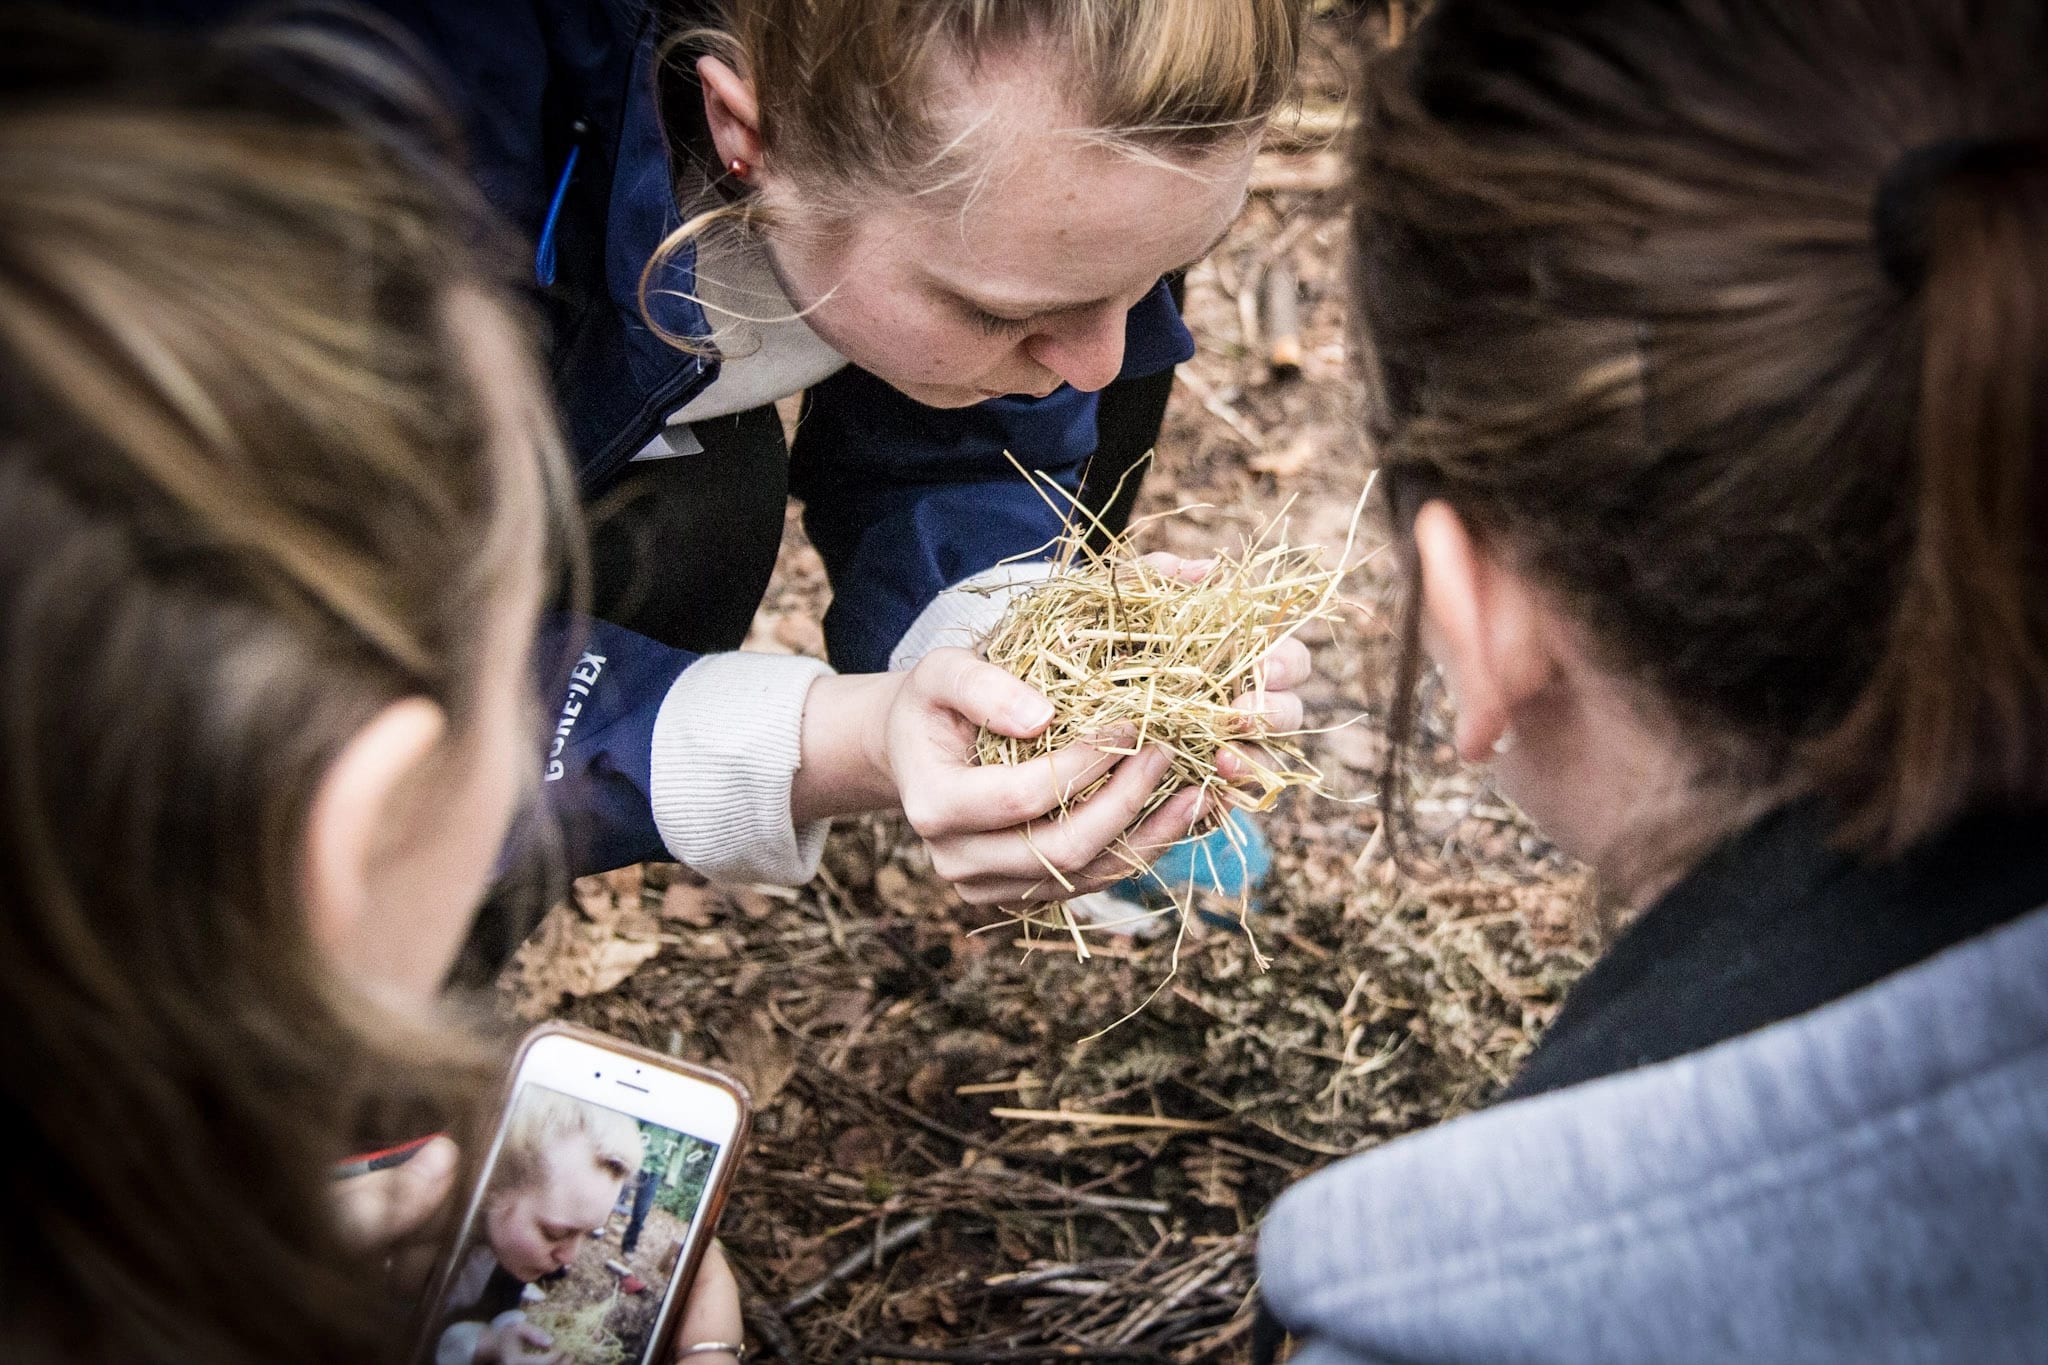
left=429, top=1081, right=724, bottom=1365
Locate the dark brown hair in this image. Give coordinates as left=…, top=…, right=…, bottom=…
left=0, top=11, right=575, bottom=1362
left=1357, top=0, right=2047, bottom=857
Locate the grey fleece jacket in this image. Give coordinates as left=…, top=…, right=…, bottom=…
left=1257, top=898, right=2048, bottom=1364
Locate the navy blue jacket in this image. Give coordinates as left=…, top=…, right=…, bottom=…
left=103, top=0, right=1195, bottom=872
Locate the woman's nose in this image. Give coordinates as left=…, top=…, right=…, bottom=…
left=1025, top=306, right=1127, bottom=394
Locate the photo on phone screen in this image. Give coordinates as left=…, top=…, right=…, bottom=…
left=430, top=1083, right=724, bottom=1365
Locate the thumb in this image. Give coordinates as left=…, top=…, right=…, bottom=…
left=333, top=1135, right=459, bottom=1253
left=919, top=648, right=1054, bottom=739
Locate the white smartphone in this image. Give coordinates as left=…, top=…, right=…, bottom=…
left=411, top=1024, right=751, bottom=1365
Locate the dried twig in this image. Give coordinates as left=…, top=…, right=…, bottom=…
left=843, top=1345, right=1170, bottom=1364
left=991, top=1108, right=1228, bottom=1134
left=779, top=1214, right=937, bottom=1314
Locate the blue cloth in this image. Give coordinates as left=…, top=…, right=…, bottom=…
left=535, top=617, right=692, bottom=873
left=1112, top=810, right=1273, bottom=925
left=291, top=0, right=1193, bottom=677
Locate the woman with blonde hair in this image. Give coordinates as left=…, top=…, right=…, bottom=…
left=437, top=1092, right=647, bottom=1365
left=94, top=0, right=1317, bottom=945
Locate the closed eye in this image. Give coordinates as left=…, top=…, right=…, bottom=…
left=965, top=304, right=1033, bottom=337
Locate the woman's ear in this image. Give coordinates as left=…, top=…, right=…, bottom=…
left=1412, top=500, right=1555, bottom=763
left=302, top=697, right=447, bottom=954
left=697, top=55, right=763, bottom=173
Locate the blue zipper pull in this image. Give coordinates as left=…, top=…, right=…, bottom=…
left=534, top=119, right=588, bottom=287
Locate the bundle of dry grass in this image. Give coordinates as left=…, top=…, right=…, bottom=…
left=974, top=460, right=1371, bottom=959
left=524, top=1291, right=626, bottom=1365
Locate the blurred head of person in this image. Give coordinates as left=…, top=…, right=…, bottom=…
left=484, top=1092, right=644, bottom=1283
left=1351, top=0, right=2047, bottom=897
left=652, top=0, right=1310, bottom=406
left=0, top=11, right=579, bottom=1362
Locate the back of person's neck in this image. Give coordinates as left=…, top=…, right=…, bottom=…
left=1499, top=660, right=1776, bottom=915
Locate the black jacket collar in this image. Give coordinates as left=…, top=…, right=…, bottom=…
left=1505, top=799, right=2048, bottom=1101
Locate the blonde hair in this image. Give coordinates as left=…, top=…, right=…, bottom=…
left=642, top=0, right=1309, bottom=342
left=0, top=10, right=577, bottom=1363
left=496, top=1090, right=647, bottom=1197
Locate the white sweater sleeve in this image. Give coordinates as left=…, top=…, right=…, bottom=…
left=888, top=560, right=1057, bottom=672
left=646, top=562, right=1047, bottom=885
left=648, top=651, right=835, bottom=885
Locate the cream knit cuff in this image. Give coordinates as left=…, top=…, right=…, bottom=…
left=648, top=651, right=835, bottom=885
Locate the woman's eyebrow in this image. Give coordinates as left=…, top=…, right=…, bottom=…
left=952, top=224, right=1237, bottom=318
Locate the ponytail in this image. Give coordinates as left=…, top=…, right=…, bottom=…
left=1822, top=142, right=2048, bottom=852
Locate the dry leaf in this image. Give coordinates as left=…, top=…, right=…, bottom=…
left=873, top=863, right=916, bottom=912
left=772, top=612, right=826, bottom=658
left=507, top=913, right=661, bottom=1016
left=575, top=935, right=662, bottom=997
left=1248, top=432, right=1317, bottom=479
left=573, top=874, right=617, bottom=929
left=906, top=1059, right=952, bottom=1111
left=810, top=988, right=874, bottom=1033
left=732, top=888, right=779, bottom=922
left=659, top=883, right=718, bottom=927
left=600, top=865, right=643, bottom=916
left=829, top=1123, right=892, bottom=1172
left=719, top=1011, right=797, bottom=1107
left=675, top=931, right=734, bottom=961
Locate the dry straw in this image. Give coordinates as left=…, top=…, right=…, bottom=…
left=524, top=1290, right=626, bottom=1365
left=974, top=455, right=1372, bottom=971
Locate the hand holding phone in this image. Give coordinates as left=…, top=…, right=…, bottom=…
left=410, top=1025, right=752, bottom=1365
left=668, top=1242, right=743, bottom=1363
left=332, top=1134, right=460, bottom=1285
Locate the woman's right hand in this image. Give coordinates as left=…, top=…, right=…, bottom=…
left=886, top=648, right=1214, bottom=906
left=795, top=650, right=1209, bottom=907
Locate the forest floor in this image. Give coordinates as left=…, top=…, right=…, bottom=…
left=504, top=9, right=1596, bottom=1361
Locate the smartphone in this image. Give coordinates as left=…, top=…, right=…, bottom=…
left=411, top=1023, right=750, bottom=1365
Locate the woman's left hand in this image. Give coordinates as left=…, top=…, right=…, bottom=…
left=331, top=1135, right=459, bottom=1290
left=670, top=1241, right=745, bottom=1363
left=1215, top=632, right=1311, bottom=791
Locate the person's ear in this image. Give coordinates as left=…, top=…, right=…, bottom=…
left=697, top=55, right=763, bottom=174
left=302, top=697, right=447, bottom=954
left=1412, top=500, right=1555, bottom=763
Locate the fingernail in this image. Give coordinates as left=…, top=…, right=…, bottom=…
left=409, top=1136, right=457, bottom=1182
left=1006, top=697, right=1055, bottom=731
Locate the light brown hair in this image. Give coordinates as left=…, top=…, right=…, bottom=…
left=0, top=11, right=576, bottom=1362
left=643, top=0, right=1311, bottom=337
left=1355, top=0, right=2047, bottom=858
